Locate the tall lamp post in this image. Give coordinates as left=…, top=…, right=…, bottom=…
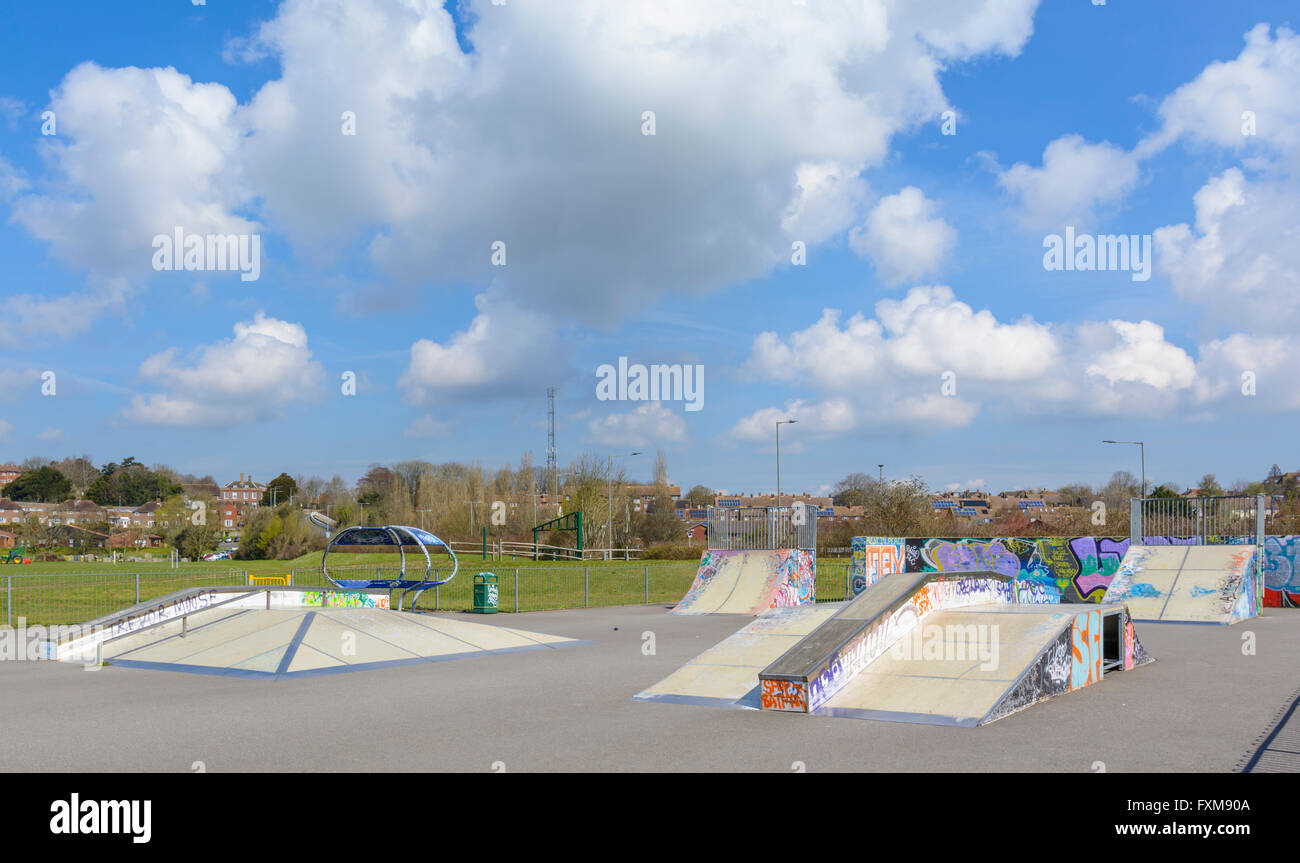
left=878, top=464, right=884, bottom=484
left=776, top=419, right=798, bottom=507
left=607, top=452, right=641, bottom=560
left=1102, top=440, right=1146, bottom=498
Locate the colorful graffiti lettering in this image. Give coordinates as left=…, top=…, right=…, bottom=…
left=849, top=537, right=904, bottom=595
left=913, top=537, right=1132, bottom=603
left=1263, top=535, right=1299, bottom=608
left=922, top=539, right=1021, bottom=577
left=1070, top=610, right=1101, bottom=690
left=678, top=549, right=733, bottom=607
left=301, top=590, right=388, bottom=609
left=760, top=678, right=807, bottom=711
left=855, top=534, right=1287, bottom=605
left=770, top=548, right=816, bottom=608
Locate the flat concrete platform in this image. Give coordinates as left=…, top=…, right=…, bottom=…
left=1, top=605, right=1297, bottom=772
left=101, top=607, right=583, bottom=679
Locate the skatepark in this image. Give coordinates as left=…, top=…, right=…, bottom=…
left=2, top=498, right=1296, bottom=771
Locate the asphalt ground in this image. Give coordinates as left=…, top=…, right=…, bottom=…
left=1, top=603, right=1296, bottom=772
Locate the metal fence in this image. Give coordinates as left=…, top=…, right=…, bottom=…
left=707, top=505, right=817, bottom=550
left=4, top=558, right=853, bottom=626
left=2, top=568, right=249, bottom=627
left=1129, top=494, right=1273, bottom=546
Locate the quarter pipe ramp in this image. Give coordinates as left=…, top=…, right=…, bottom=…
left=671, top=548, right=815, bottom=616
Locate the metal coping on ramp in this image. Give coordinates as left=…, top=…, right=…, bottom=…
left=755, top=570, right=1152, bottom=724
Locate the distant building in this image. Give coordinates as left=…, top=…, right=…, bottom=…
left=0, top=499, right=22, bottom=526
left=626, top=484, right=682, bottom=512
left=182, top=481, right=220, bottom=500
left=222, top=473, right=267, bottom=508
left=0, top=465, right=22, bottom=488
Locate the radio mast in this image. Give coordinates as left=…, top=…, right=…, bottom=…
left=546, top=387, right=558, bottom=502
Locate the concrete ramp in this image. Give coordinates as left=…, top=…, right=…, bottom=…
left=634, top=603, right=841, bottom=709
left=757, top=571, right=1151, bottom=725
left=91, top=603, right=585, bottom=679
left=671, top=548, right=815, bottom=616
left=1105, top=545, right=1258, bottom=624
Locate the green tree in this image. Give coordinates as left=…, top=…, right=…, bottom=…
left=3, top=465, right=72, bottom=502
left=175, top=523, right=220, bottom=559
left=86, top=457, right=181, bottom=506
left=261, top=472, right=299, bottom=507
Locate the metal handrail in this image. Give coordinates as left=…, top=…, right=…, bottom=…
left=87, top=587, right=263, bottom=665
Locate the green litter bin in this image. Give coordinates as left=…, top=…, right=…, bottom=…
left=472, top=572, right=499, bottom=613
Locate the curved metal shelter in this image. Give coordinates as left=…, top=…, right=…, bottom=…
left=322, top=525, right=458, bottom=610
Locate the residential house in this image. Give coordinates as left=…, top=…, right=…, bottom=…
left=222, top=473, right=268, bottom=510
left=51, top=499, right=107, bottom=527
left=0, top=530, right=15, bottom=549
left=626, top=484, right=682, bottom=513
left=0, top=498, right=23, bottom=526
left=0, top=464, right=22, bottom=488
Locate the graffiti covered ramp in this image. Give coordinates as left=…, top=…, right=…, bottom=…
left=1106, top=545, right=1258, bottom=624
left=757, top=571, right=1153, bottom=725
left=816, top=606, right=1082, bottom=727
left=102, top=607, right=585, bottom=679
left=634, top=603, right=843, bottom=709
left=671, top=549, right=814, bottom=615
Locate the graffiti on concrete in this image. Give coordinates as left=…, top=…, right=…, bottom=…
left=849, top=537, right=904, bottom=595
left=1263, top=535, right=1300, bottom=608
left=1070, top=609, right=1102, bottom=690
left=770, top=548, right=816, bottom=608
left=759, top=678, right=807, bottom=711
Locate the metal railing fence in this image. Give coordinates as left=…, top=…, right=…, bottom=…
left=5, top=558, right=852, bottom=626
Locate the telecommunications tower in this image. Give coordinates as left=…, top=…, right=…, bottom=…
left=547, top=387, right=558, bottom=500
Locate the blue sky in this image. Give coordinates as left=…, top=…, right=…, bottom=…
left=1, top=0, right=1297, bottom=496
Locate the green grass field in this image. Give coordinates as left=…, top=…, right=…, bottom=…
left=1, top=554, right=853, bottom=626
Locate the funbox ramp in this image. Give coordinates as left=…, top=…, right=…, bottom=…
left=634, top=603, right=843, bottom=709
left=671, top=548, right=815, bottom=616
left=1104, top=545, right=1259, bottom=624
left=756, top=571, right=1153, bottom=727
left=52, top=586, right=585, bottom=679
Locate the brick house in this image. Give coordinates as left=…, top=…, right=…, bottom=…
left=0, top=498, right=23, bottom=526
left=222, top=473, right=267, bottom=508
left=219, top=502, right=240, bottom=530
left=0, top=530, right=15, bottom=549
left=52, top=499, right=107, bottom=526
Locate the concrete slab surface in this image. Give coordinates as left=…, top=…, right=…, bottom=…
left=1, top=604, right=1296, bottom=772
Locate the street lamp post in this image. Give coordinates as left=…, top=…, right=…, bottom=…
left=878, top=464, right=884, bottom=484
left=1102, top=440, right=1146, bottom=498
left=776, top=420, right=797, bottom=507
left=607, top=452, right=641, bottom=560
